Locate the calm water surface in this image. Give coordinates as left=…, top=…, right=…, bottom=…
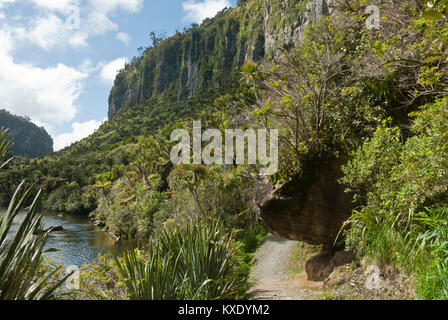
left=1, top=210, right=123, bottom=268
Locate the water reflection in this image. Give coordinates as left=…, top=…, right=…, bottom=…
left=1, top=210, right=124, bottom=268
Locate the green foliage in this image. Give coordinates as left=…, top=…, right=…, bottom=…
left=114, top=222, right=241, bottom=300
left=73, top=222, right=266, bottom=300
left=341, top=98, right=448, bottom=297
left=5, top=0, right=448, bottom=301
left=341, top=120, right=403, bottom=205
left=0, top=129, right=67, bottom=300
left=0, top=129, right=13, bottom=169
left=337, top=6, right=448, bottom=296
left=164, top=165, right=255, bottom=230
left=0, top=109, right=53, bottom=158
left=71, top=254, right=128, bottom=300
left=248, top=9, right=390, bottom=180
left=231, top=224, right=268, bottom=294
left=93, top=185, right=165, bottom=240
left=416, top=0, right=448, bottom=64
left=109, top=0, right=307, bottom=118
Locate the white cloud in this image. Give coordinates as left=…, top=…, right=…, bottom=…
left=182, top=0, right=230, bottom=23
left=0, top=0, right=17, bottom=9
left=30, top=119, right=51, bottom=131
left=26, top=14, right=67, bottom=51
left=78, top=58, right=94, bottom=73
left=74, top=0, right=143, bottom=48
left=54, top=118, right=106, bottom=151
left=99, top=57, right=128, bottom=84
left=27, top=0, right=142, bottom=14
left=0, top=30, right=87, bottom=123
left=89, top=0, right=143, bottom=13
left=2, top=0, right=144, bottom=51
left=0, top=0, right=142, bottom=148
left=116, top=31, right=131, bottom=46
left=68, top=33, right=88, bottom=48
left=0, top=0, right=16, bottom=18
left=30, top=0, right=77, bottom=12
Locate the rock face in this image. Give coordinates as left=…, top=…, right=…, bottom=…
left=305, top=250, right=354, bottom=282
left=0, top=109, right=53, bottom=158
left=254, top=158, right=355, bottom=247
left=108, top=0, right=333, bottom=120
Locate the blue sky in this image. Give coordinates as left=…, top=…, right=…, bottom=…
left=0, top=0, right=237, bottom=150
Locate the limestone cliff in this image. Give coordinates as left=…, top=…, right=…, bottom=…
left=0, top=109, right=53, bottom=158
left=254, top=157, right=355, bottom=247
left=108, top=0, right=319, bottom=120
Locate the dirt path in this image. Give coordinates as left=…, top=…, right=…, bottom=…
left=248, top=234, right=322, bottom=300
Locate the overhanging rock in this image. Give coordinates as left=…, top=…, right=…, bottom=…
left=254, top=158, right=355, bottom=247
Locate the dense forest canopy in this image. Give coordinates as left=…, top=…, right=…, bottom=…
left=0, top=109, right=53, bottom=158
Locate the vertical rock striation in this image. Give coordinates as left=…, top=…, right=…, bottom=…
left=108, top=0, right=333, bottom=120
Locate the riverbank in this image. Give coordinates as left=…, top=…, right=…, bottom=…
left=0, top=210, right=120, bottom=268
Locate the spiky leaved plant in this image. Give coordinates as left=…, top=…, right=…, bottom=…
left=0, top=129, right=68, bottom=300
left=114, top=222, right=239, bottom=300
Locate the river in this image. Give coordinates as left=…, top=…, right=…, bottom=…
left=1, top=210, right=123, bottom=268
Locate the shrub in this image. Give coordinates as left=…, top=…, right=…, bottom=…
left=114, top=222, right=241, bottom=300
left=341, top=98, right=448, bottom=298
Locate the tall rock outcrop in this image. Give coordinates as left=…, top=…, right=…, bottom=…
left=254, top=158, right=355, bottom=247
left=0, top=109, right=53, bottom=158
left=108, top=0, right=333, bottom=120
left=108, top=0, right=346, bottom=248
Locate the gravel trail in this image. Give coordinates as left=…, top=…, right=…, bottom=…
left=248, top=234, right=320, bottom=300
